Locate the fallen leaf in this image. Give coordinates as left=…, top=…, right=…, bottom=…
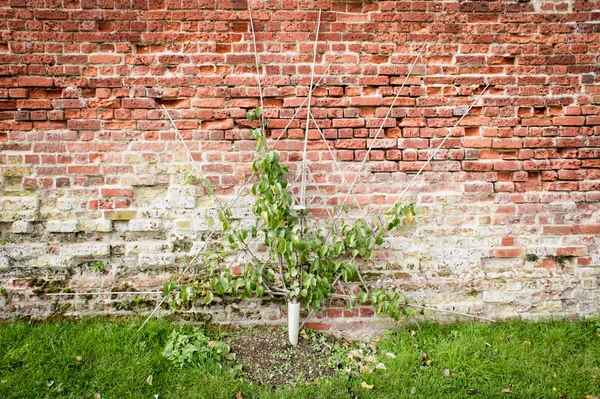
left=46, top=381, right=54, bottom=388
left=501, top=386, right=512, bottom=393
left=361, top=381, right=374, bottom=390
left=385, top=352, right=396, bottom=359
left=235, top=392, right=242, bottom=399
left=443, top=369, right=450, bottom=377
left=467, top=388, right=478, bottom=394
left=146, top=375, right=153, bottom=386
left=94, top=394, right=100, bottom=399
left=375, top=362, right=386, bottom=370
left=364, top=355, right=378, bottom=363
left=410, top=387, right=417, bottom=395
left=75, top=356, right=82, bottom=361
left=523, top=340, right=531, bottom=347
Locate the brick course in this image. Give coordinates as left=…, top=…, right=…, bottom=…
left=0, top=0, right=599, bottom=337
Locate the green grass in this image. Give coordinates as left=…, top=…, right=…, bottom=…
left=0, top=318, right=599, bottom=398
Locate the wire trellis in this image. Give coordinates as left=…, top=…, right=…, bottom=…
left=60, top=5, right=493, bottom=331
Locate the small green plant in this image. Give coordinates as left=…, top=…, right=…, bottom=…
left=524, top=253, right=539, bottom=262
left=164, top=106, right=417, bottom=322
left=554, top=255, right=569, bottom=267
left=0, top=232, right=7, bottom=245
left=162, top=328, right=230, bottom=368
left=88, top=261, right=105, bottom=273
left=0, top=285, right=6, bottom=305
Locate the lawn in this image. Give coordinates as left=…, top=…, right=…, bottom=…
left=0, top=317, right=599, bottom=398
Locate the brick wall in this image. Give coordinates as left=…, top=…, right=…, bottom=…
left=0, top=0, right=599, bottom=336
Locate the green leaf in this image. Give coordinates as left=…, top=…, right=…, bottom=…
left=163, top=280, right=177, bottom=296
left=358, top=292, right=368, bottom=303
left=204, top=292, right=214, bottom=305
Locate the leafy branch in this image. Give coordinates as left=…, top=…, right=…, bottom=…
left=164, top=107, right=417, bottom=321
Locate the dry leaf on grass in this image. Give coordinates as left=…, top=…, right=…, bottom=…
left=361, top=381, right=374, bottom=390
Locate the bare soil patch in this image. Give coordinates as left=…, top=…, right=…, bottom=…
left=224, top=326, right=347, bottom=387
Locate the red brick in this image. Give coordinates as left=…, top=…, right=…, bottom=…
left=335, top=139, right=366, bottom=149
left=494, top=204, right=516, bottom=213
left=492, top=138, right=522, bottom=149
left=349, top=97, right=383, bottom=106
left=121, top=98, right=155, bottom=109
left=463, top=137, right=491, bottom=148
left=17, top=99, right=52, bottom=109
left=577, top=257, right=592, bottom=266
left=332, top=118, right=365, bottom=128
left=464, top=182, right=494, bottom=193
left=397, top=138, right=428, bottom=149
left=493, top=247, right=525, bottom=258
left=89, top=54, right=122, bottom=64
left=18, top=76, right=54, bottom=87
left=493, top=161, right=521, bottom=171
left=201, top=119, right=234, bottom=130
left=572, top=224, right=600, bottom=234
left=501, top=236, right=515, bottom=246
left=463, top=161, right=493, bottom=172
left=552, top=116, right=585, bottom=126
left=101, top=188, right=134, bottom=197
left=543, top=225, right=572, bottom=235
left=67, top=119, right=101, bottom=130
left=556, top=246, right=588, bottom=257
left=398, top=161, right=431, bottom=172
left=192, top=98, right=226, bottom=108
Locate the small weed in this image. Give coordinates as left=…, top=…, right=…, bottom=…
left=554, top=255, right=569, bottom=267
left=83, top=260, right=105, bottom=273
left=524, top=253, right=539, bottom=262
left=0, top=286, right=6, bottom=295
left=162, top=328, right=230, bottom=368
left=0, top=232, right=7, bottom=245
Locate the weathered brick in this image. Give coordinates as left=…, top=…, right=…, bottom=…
left=572, top=224, right=600, bottom=235
left=493, top=247, right=525, bottom=258
left=201, top=119, right=234, bottom=130
left=18, top=76, right=53, bottom=87
left=122, top=98, right=155, bottom=109
left=556, top=246, right=587, bottom=257
left=101, top=188, right=134, bottom=197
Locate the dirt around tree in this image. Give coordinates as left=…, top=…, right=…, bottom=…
left=224, top=326, right=353, bottom=387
